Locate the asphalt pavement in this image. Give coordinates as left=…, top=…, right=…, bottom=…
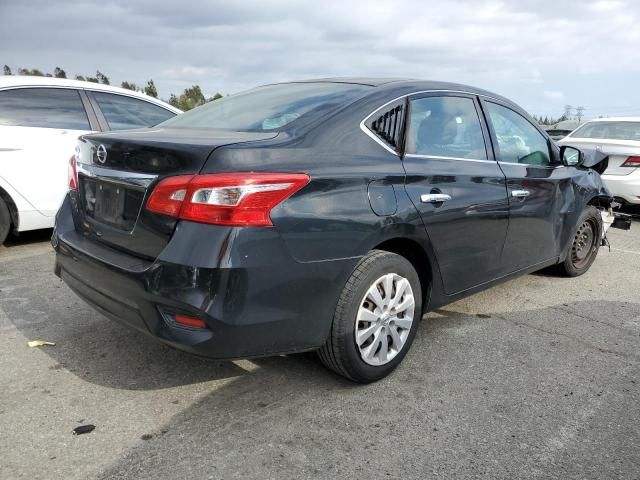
left=1, top=224, right=639, bottom=479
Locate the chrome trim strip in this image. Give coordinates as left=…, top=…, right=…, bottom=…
left=76, top=163, right=157, bottom=190
left=404, top=153, right=495, bottom=164
left=359, top=89, right=503, bottom=157
left=358, top=119, right=399, bottom=156
left=498, top=161, right=558, bottom=169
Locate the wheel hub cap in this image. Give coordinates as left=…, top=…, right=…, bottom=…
left=355, top=273, right=415, bottom=366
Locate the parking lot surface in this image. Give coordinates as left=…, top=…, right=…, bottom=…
left=1, top=224, right=639, bottom=479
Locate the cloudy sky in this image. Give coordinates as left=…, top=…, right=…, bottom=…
left=2, top=0, right=639, bottom=119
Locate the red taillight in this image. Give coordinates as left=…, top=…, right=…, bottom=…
left=68, top=155, right=79, bottom=191
left=146, top=175, right=194, bottom=217
left=146, top=172, right=310, bottom=227
left=174, top=315, right=206, bottom=328
left=621, top=156, right=640, bottom=167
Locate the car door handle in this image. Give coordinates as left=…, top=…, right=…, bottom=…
left=510, top=190, right=530, bottom=198
left=421, top=193, right=452, bottom=203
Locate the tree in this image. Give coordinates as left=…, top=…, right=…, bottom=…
left=169, top=85, right=206, bottom=111
left=18, top=68, right=45, bottom=76
left=168, top=94, right=180, bottom=109
left=144, top=79, right=158, bottom=98
left=121, top=81, right=139, bottom=91
left=208, top=92, right=223, bottom=102
left=3, top=65, right=11, bottom=75
left=95, top=70, right=110, bottom=85
left=53, top=67, right=67, bottom=78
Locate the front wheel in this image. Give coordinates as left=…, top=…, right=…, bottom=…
left=318, top=250, right=422, bottom=383
left=558, top=206, right=602, bottom=277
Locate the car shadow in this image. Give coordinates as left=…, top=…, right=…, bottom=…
left=92, top=299, right=640, bottom=479
left=2, top=228, right=53, bottom=247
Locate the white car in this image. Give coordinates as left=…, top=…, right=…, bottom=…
left=0, top=76, right=181, bottom=243
left=559, top=117, right=640, bottom=205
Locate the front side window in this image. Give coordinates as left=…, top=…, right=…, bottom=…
left=405, top=96, right=487, bottom=159
left=569, top=121, right=640, bottom=141
left=0, top=87, right=90, bottom=130
left=159, top=82, right=372, bottom=131
left=91, top=92, right=175, bottom=130
left=486, top=102, right=551, bottom=166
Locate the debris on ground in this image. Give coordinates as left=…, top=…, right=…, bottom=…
left=72, top=425, right=95, bottom=435
left=27, top=340, right=56, bottom=348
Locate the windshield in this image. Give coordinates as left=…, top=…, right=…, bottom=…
left=159, top=82, right=372, bottom=131
left=570, top=121, right=640, bottom=141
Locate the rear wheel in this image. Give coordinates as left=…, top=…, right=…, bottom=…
left=558, top=206, right=602, bottom=277
left=318, top=250, right=422, bottom=383
left=0, top=197, right=10, bottom=244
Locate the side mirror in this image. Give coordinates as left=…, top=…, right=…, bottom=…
left=560, top=145, right=584, bottom=167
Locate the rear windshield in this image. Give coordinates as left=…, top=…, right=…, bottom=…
left=570, top=121, right=640, bottom=141
left=159, top=82, right=371, bottom=131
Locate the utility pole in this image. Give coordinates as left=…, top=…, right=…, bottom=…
left=576, top=106, right=585, bottom=122
left=563, top=105, right=573, bottom=120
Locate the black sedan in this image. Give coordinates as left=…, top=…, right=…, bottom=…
left=53, top=78, right=613, bottom=383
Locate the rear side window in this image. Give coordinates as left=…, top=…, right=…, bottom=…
left=0, top=87, right=90, bottom=130
left=406, top=96, right=487, bottom=159
left=570, top=121, right=640, bottom=141
left=485, top=102, right=551, bottom=166
left=91, top=92, right=175, bottom=130
left=159, top=82, right=371, bottom=131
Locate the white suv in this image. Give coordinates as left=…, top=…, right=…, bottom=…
left=0, top=76, right=181, bottom=243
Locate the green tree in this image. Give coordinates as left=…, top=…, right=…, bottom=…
left=208, top=92, right=223, bottom=102
left=168, top=93, right=180, bottom=109
left=95, top=70, right=110, bottom=85
left=18, top=68, right=45, bottom=76
left=144, top=79, right=158, bottom=98
left=121, top=81, right=139, bottom=91
left=75, top=75, right=86, bottom=81
left=169, top=85, right=206, bottom=111
left=53, top=67, right=67, bottom=78
left=3, top=65, right=11, bottom=75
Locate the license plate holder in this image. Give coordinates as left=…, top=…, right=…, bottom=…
left=94, top=182, right=126, bottom=225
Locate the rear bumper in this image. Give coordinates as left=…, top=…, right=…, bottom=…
left=603, top=172, right=640, bottom=204
left=53, top=195, right=358, bottom=359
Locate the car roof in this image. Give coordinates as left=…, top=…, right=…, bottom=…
left=0, top=75, right=181, bottom=113
left=270, top=77, right=516, bottom=106
left=584, top=116, right=640, bottom=123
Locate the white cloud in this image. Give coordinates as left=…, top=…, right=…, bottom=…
left=1, top=0, right=639, bottom=118
left=590, top=1, right=624, bottom=11
left=544, top=91, right=565, bottom=100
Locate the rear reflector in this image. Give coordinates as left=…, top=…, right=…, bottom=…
left=174, top=315, right=207, bottom=328
left=146, top=172, right=310, bottom=226
left=621, top=156, right=640, bottom=167
left=68, top=155, right=78, bottom=191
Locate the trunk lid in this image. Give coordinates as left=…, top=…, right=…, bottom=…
left=73, top=127, right=277, bottom=259
left=561, top=138, right=640, bottom=175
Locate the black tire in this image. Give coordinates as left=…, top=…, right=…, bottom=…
left=558, top=206, right=602, bottom=277
left=0, top=197, right=10, bottom=245
left=318, top=250, right=423, bottom=383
